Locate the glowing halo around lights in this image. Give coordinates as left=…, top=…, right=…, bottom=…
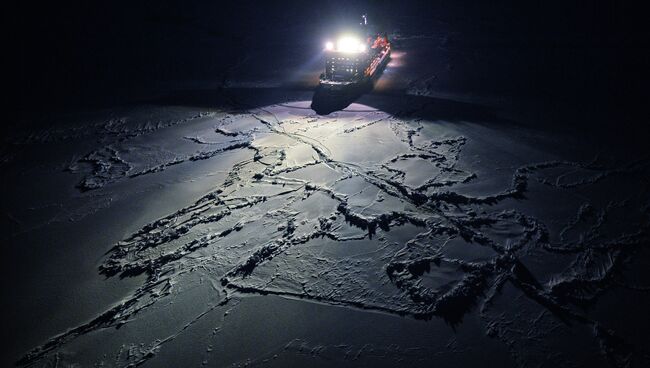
left=324, top=36, right=367, bottom=53
left=336, top=36, right=363, bottom=53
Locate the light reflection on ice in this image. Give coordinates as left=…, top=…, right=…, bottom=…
left=16, top=101, right=650, bottom=367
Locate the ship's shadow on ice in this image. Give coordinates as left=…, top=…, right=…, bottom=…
left=148, top=86, right=505, bottom=127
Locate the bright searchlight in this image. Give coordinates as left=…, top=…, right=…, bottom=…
left=336, top=36, right=363, bottom=53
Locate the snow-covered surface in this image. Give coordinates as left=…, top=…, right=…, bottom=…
left=3, top=89, right=649, bottom=367
left=3, top=5, right=650, bottom=367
